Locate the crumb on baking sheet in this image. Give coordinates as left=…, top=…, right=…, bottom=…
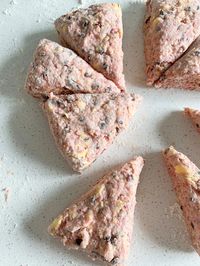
left=2, top=187, right=11, bottom=202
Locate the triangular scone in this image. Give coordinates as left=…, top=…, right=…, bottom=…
left=163, top=146, right=200, bottom=255
left=48, top=157, right=144, bottom=265
left=43, top=93, right=141, bottom=172
left=25, top=39, right=120, bottom=99
left=54, top=3, right=125, bottom=91
left=185, top=107, right=200, bottom=133
left=144, top=0, right=200, bottom=86
left=156, top=37, right=200, bottom=89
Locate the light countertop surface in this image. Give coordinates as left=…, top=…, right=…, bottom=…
left=0, top=0, right=200, bottom=265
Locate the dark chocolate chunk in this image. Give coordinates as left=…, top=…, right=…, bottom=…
left=84, top=72, right=92, bottom=78
left=145, top=16, right=151, bottom=24
left=99, top=121, right=106, bottom=129
left=184, top=6, right=191, bottom=12
left=110, top=234, right=118, bottom=245
left=194, top=50, right=200, bottom=56
left=191, top=222, right=194, bottom=229
left=91, top=83, right=100, bottom=90
left=111, top=257, right=119, bottom=264
left=103, top=62, right=108, bottom=70
left=75, top=238, right=82, bottom=245
left=126, top=174, right=134, bottom=181
left=78, top=116, right=85, bottom=122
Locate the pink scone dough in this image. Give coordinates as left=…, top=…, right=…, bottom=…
left=144, top=0, right=200, bottom=86
left=185, top=107, right=200, bottom=133
left=43, top=93, right=142, bottom=172
left=48, top=157, right=144, bottom=265
left=164, top=146, right=200, bottom=255
left=25, top=39, right=120, bottom=99
left=156, top=37, right=200, bottom=89
left=55, top=3, right=125, bottom=91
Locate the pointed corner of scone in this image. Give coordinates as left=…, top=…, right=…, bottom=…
left=163, top=146, right=200, bottom=255
left=111, top=2, right=122, bottom=16
left=184, top=107, right=200, bottom=133
left=48, top=158, right=144, bottom=264
left=163, top=145, right=175, bottom=156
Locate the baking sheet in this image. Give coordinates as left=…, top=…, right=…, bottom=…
left=0, top=0, right=200, bottom=265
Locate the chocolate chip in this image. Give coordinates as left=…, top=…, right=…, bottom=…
left=116, top=127, right=120, bottom=133
left=67, top=16, right=71, bottom=20
left=105, top=86, right=112, bottom=93
left=75, top=238, right=82, bottom=245
left=194, top=51, right=200, bottom=56
left=103, top=62, right=108, bottom=70
left=78, top=116, right=85, bottom=122
left=96, top=46, right=105, bottom=55
left=42, top=95, right=49, bottom=102
left=99, top=121, right=106, bottom=129
left=112, top=172, right=117, bottom=178
left=104, top=236, right=111, bottom=242
left=84, top=72, right=92, bottom=78
left=91, top=83, right=100, bottom=90
left=191, top=222, right=194, bottom=229
left=111, top=257, right=119, bottom=264
left=180, top=205, right=183, bottom=210
left=196, top=123, right=200, bottom=128
left=164, top=148, right=170, bottom=155
left=104, top=234, right=118, bottom=244
left=116, top=119, right=123, bottom=125
left=197, top=6, right=200, bottom=10
left=96, top=143, right=100, bottom=150
left=42, top=71, right=48, bottom=79
left=56, top=100, right=65, bottom=109
left=126, top=174, right=134, bottom=181
left=80, top=18, right=89, bottom=30
left=39, top=51, right=46, bottom=56
left=63, top=125, right=71, bottom=134
left=159, top=10, right=164, bottom=16
left=110, top=234, right=118, bottom=245
left=145, top=16, right=151, bottom=24
left=184, top=6, right=191, bottom=12
left=110, top=94, right=117, bottom=101
left=159, top=9, right=166, bottom=19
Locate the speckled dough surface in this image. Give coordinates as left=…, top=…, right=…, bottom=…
left=55, top=3, right=125, bottom=91
left=185, top=107, right=200, bottom=133
left=164, top=146, right=200, bottom=255
left=156, top=37, right=200, bottom=90
left=144, top=0, right=200, bottom=86
left=43, top=93, right=141, bottom=172
left=25, top=39, right=120, bottom=99
left=3, top=1, right=200, bottom=266
left=49, top=157, right=144, bottom=265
